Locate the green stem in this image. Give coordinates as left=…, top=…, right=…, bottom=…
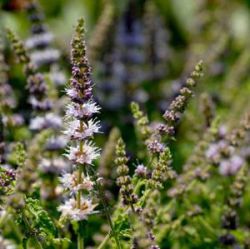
left=94, top=177, right=122, bottom=249
left=130, top=203, right=136, bottom=214
left=97, top=233, right=111, bottom=249
left=77, top=165, right=83, bottom=207
left=77, top=121, right=84, bottom=249
left=34, top=238, right=43, bottom=249
left=77, top=228, right=84, bottom=249
left=77, top=164, right=84, bottom=249
left=106, top=210, right=122, bottom=249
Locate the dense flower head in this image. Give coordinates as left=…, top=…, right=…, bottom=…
left=65, top=142, right=100, bottom=165
left=58, top=197, right=97, bottom=221
left=6, top=29, right=31, bottom=66
left=63, top=119, right=100, bottom=141
left=135, top=164, right=148, bottom=178
left=149, top=147, right=175, bottom=189
left=115, top=137, right=138, bottom=206
left=162, top=60, right=203, bottom=138
left=69, top=18, right=93, bottom=102
left=66, top=101, right=100, bottom=120
left=60, top=173, right=94, bottom=192
left=146, top=138, right=165, bottom=154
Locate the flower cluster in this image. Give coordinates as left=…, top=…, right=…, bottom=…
left=115, top=137, right=138, bottom=207
left=7, top=29, right=68, bottom=200
left=1, top=1, right=250, bottom=249
left=25, top=1, right=61, bottom=70
left=168, top=118, right=219, bottom=197
left=149, top=147, right=175, bottom=189
left=220, top=166, right=247, bottom=246
left=0, top=39, right=17, bottom=114
left=7, top=29, right=53, bottom=114
left=206, top=113, right=250, bottom=176
left=59, top=18, right=100, bottom=221
left=162, top=60, right=204, bottom=139
left=25, top=1, right=66, bottom=86
left=131, top=101, right=152, bottom=141
left=146, top=61, right=204, bottom=155
left=0, top=167, right=15, bottom=195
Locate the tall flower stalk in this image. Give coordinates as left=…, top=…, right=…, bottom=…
left=59, top=18, right=101, bottom=249
left=25, top=0, right=65, bottom=86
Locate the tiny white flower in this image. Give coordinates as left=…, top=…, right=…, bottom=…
left=58, top=197, right=97, bottom=221
left=65, top=88, right=79, bottom=100
left=60, top=172, right=94, bottom=192
left=147, top=139, right=165, bottom=153
left=66, top=101, right=100, bottom=119
left=66, top=142, right=100, bottom=165
left=64, top=119, right=100, bottom=140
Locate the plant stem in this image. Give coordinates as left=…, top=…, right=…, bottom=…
left=130, top=203, right=136, bottom=214
left=104, top=206, right=122, bottom=249
left=77, top=164, right=84, bottom=249
left=77, top=165, right=83, bottom=207
left=77, top=121, right=84, bottom=249
left=93, top=175, right=122, bottom=249
left=97, top=233, right=110, bottom=249
left=77, top=222, right=84, bottom=249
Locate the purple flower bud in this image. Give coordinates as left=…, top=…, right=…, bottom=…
left=135, top=164, right=147, bottom=178
left=147, top=139, right=165, bottom=154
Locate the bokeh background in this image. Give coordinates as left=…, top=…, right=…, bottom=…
left=1, top=0, right=250, bottom=248
left=1, top=0, right=249, bottom=169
